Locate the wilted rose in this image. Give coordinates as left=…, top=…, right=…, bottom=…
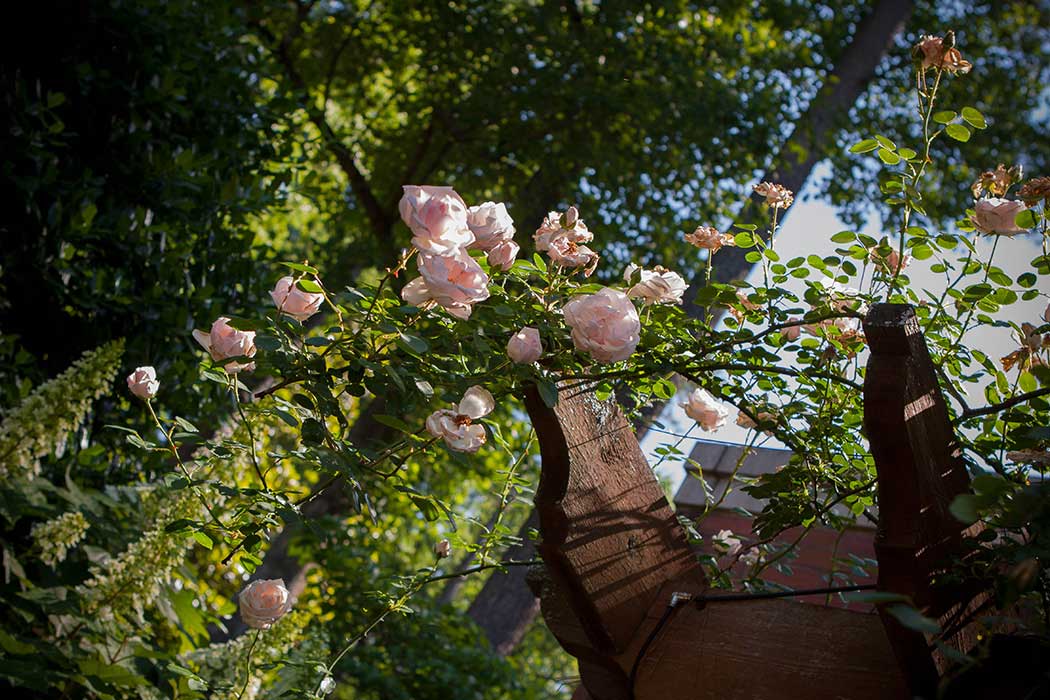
left=972, top=198, right=1028, bottom=236
left=562, top=288, right=641, bottom=363
left=534, top=206, right=593, bottom=251
left=126, top=366, right=159, bottom=400
left=466, top=201, right=515, bottom=251
left=684, top=225, right=734, bottom=253
left=547, top=236, right=600, bottom=276
left=868, top=247, right=911, bottom=274
left=624, top=264, right=688, bottom=305
left=781, top=318, right=802, bottom=342
left=681, top=388, right=728, bottom=431
left=270, top=276, right=325, bottom=322
left=399, top=185, right=474, bottom=255
left=486, top=239, right=519, bottom=271
left=239, top=579, right=292, bottom=629
left=192, top=317, right=257, bottom=373
left=971, top=164, right=1020, bottom=199
left=753, top=182, right=794, bottom=209
left=507, top=327, right=542, bottom=364
left=914, top=34, right=972, bottom=74
left=425, top=386, right=495, bottom=453
left=401, top=250, right=491, bottom=320
left=1018, top=176, right=1050, bottom=205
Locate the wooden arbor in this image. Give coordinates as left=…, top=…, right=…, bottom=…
left=522, top=304, right=992, bottom=700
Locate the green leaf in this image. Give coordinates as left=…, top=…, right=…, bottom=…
left=874, top=134, right=896, bottom=150
left=537, top=380, right=559, bottom=408
left=932, top=110, right=957, bottom=124
left=300, top=418, right=326, bottom=446
left=296, top=279, right=323, bottom=294
left=945, top=123, right=971, bottom=142
left=830, top=231, right=855, bottom=243
left=961, top=106, right=987, bottom=129
left=886, top=604, right=941, bottom=634
left=733, top=232, right=755, bottom=248
left=397, top=332, right=429, bottom=354
left=949, top=494, right=980, bottom=525
left=282, top=262, right=319, bottom=275
left=1014, top=208, right=1037, bottom=230
left=877, top=148, right=900, bottom=165
left=848, top=138, right=879, bottom=154
left=373, top=414, right=415, bottom=434
left=191, top=531, right=213, bottom=550
left=164, top=519, right=196, bottom=533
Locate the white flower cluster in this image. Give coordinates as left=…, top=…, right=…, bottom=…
left=183, top=610, right=319, bottom=700
left=75, top=488, right=202, bottom=625
left=32, top=511, right=90, bottom=567
left=0, top=339, right=124, bottom=483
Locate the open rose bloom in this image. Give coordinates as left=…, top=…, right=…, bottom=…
left=972, top=198, right=1029, bottom=236
left=402, top=250, right=491, bottom=320
left=192, top=317, right=257, bottom=373
left=239, top=578, right=292, bottom=629
left=467, top=201, right=520, bottom=271
left=562, top=288, right=641, bottom=363
left=426, top=386, right=495, bottom=453
left=270, top=276, right=325, bottom=322
left=684, top=225, right=734, bottom=253
left=624, top=264, right=687, bottom=306
left=682, top=388, right=729, bottom=431
left=399, top=185, right=475, bottom=255
left=126, top=366, right=159, bottom=400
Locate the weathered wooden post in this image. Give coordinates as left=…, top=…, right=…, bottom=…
left=521, top=304, right=993, bottom=699
left=862, top=303, right=989, bottom=697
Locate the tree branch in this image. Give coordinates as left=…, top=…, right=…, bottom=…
left=955, top=387, right=1050, bottom=423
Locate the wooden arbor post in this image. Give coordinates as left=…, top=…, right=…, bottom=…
left=521, top=304, right=990, bottom=699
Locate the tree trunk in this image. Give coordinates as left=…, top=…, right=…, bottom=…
left=461, top=0, right=913, bottom=657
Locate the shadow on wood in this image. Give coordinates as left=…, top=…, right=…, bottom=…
left=522, top=304, right=1002, bottom=699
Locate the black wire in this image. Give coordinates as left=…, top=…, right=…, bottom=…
left=627, top=601, right=682, bottom=700
left=626, top=583, right=876, bottom=698
left=693, top=582, right=875, bottom=604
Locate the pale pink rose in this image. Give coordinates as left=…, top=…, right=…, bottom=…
left=624, top=264, right=688, bottom=305
left=269, top=276, right=324, bottom=322
left=434, top=539, right=452, bottom=558
left=466, top=201, right=515, bottom=251
left=425, top=385, right=495, bottom=453
left=781, top=318, right=802, bottom=342
left=684, top=226, right=734, bottom=253
left=562, top=288, right=641, bottom=363
left=868, top=247, right=911, bottom=274
left=712, top=529, right=743, bottom=558
left=972, top=198, right=1029, bottom=236
left=239, top=578, right=291, bottom=629
left=192, top=317, right=257, bottom=373
left=753, top=182, right=794, bottom=209
left=126, top=366, right=159, bottom=400
left=507, top=327, right=542, bottom=364
left=399, top=185, right=474, bottom=255
left=534, top=206, right=593, bottom=251
left=548, top=236, right=600, bottom=276
left=681, top=388, right=728, bottom=431
left=486, top=239, right=519, bottom=271
left=401, top=250, right=491, bottom=320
